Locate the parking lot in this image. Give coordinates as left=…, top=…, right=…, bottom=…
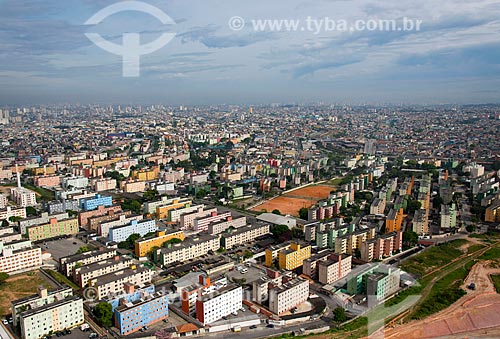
left=40, top=236, right=88, bottom=261
left=226, top=264, right=266, bottom=285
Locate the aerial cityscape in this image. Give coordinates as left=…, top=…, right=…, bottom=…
left=1, top=1, right=500, bottom=339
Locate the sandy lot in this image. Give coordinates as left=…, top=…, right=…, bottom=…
left=382, top=261, right=500, bottom=339
left=251, top=185, right=335, bottom=216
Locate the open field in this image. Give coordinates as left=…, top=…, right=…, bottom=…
left=400, top=240, right=466, bottom=277
left=0, top=271, right=52, bottom=317
left=250, top=185, right=335, bottom=216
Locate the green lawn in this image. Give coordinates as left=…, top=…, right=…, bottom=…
left=400, top=241, right=466, bottom=277
left=411, top=261, right=473, bottom=319
left=43, top=269, right=79, bottom=290
left=478, top=247, right=500, bottom=261
left=491, top=275, right=500, bottom=294
left=467, top=244, right=486, bottom=254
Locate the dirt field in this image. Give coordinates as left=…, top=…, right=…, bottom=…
left=381, top=261, right=500, bottom=339
left=250, top=185, right=335, bottom=216
left=0, top=272, right=52, bottom=317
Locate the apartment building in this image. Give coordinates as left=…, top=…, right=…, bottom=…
left=143, top=197, right=190, bottom=215
left=79, top=205, right=122, bottom=229
left=115, top=290, right=169, bottom=335
left=46, top=199, right=79, bottom=214
left=220, top=223, right=270, bottom=249
left=385, top=208, right=404, bottom=233
left=10, top=187, right=37, bottom=207
left=60, top=248, right=117, bottom=276
left=179, top=207, right=217, bottom=230
left=412, top=209, right=429, bottom=235
left=486, top=201, right=500, bottom=222
left=440, top=204, right=457, bottom=229
left=195, top=284, right=243, bottom=325
left=155, top=199, right=193, bottom=219
left=26, top=217, right=79, bottom=241
left=278, top=243, right=311, bottom=270
left=0, top=194, right=7, bottom=209
left=0, top=228, right=21, bottom=243
left=61, top=176, right=89, bottom=189
left=265, top=243, right=291, bottom=267
left=181, top=275, right=228, bottom=316
left=33, top=175, right=60, bottom=188
left=0, top=206, right=26, bottom=222
left=89, top=266, right=154, bottom=300
left=167, top=204, right=206, bottom=223
left=303, top=251, right=332, bottom=280
left=192, top=211, right=231, bottom=232
left=74, top=256, right=133, bottom=288
left=87, top=210, right=131, bottom=232
left=98, top=214, right=143, bottom=237
left=18, top=290, right=84, bottom=339
left=207, top=216, right=247, bottom=235
left=269, top=278, right=309, bottom=315
left=11, top=286, right=73, bottom=326
left=370, top=197, right=386, bottom=215
left=80, top=194, right=113, bottom=211
left=105, top=283, right=155, bottom=311
left=91, top=177, right=117, bottom=192
left=318, top=254, right=352, bottom=285
left=19, top=211, right=69, bottom=235
left=108, top=219, right=157, bottom=243
left=366, top=266, right=401, bottom=307
left=134, top=230, right=185, bottom=257
left=252, top=269, right=282, bottom=305
left=156, top=234, right=220, bottom=266
left=0, top=240, right=42, bottom=273
left=121, top=180, right=146, bottom=193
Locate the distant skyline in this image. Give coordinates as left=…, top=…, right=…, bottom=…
left=1, top=0, right=500, bottom=105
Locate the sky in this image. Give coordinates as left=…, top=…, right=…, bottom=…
left=0, top=0, right=500, bottom=105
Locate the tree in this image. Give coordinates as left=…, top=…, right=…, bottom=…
left=298, top=207, right=309, bottom=220
left=243, top=250, right=253, bottom=259
left=1, top=219, right=9, bottom=227
left=121, top=199, right=142, bottom=214
left=9, top=216, right=22, bottom=223
left=26, top=206, right=37, bottom=217
left=403, top=231, right=419, bottom=249
left=466, top=224, right=476, bottom=233
left=77, top=246, right=92, bottom=254
left=291, top=227, right=304, bottom=239
left=93, top=302, right=113, bottom=327
left=271, top=224, right=289, bottom=239
left=0, top=272, right=9, bottom=285
left=407, top=200, right=422, bottom=214
left=162, top=238, right=182, bottom=247
left=272, top=209, right=281, bottom=215
left=333, top=307, right=347, bottom=322
left=143, top=189, right=159, bottom=201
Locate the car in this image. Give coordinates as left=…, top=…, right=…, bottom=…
left=89, top=333, right=98, bottom=339
left=56, top=332, right=62, bottom=337
left=250, top=325, right=257, bottom=329
left=266, top=324, right=275, bottom=328
left=2, top=319, right=8, bottom=325
left=72, top=242, right=77, bottom=245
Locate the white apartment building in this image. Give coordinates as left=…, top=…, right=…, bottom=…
left=108, top=219, right=157, bottom=242
left=179, top=207, right=217, bottom=230
left=98, top=214, right=143, bottom=237
left=169, top=204, right=206, bottom=223
left=0, top=206, right=26, bottom=221
left=10, top=187, right=37, bottom=207
left=158, top=234, right=220, bottom=266
left=89, top=266, right=153, bottom=300
left=269, top=278, right=309, bottom=315
left=195, top=284, right=242, bottom=325
left=0, top=241, right=42, bottom=274
left=19, top=294, right=84, bottom=339
left=207, top=216, right=247, bottom=235
left=92, top=177, right=117, bottom=192
left=220, top=223, right=270, bottom=249
left=11, top=286, right=73, bottom=326
left=0, top=194, right=7, bottom=209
